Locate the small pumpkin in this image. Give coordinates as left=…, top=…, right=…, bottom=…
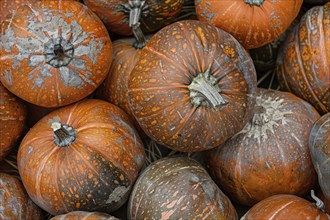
left=0, top=0, right=112, bottom=107
left=83, top=0, right=184, bottom=36
left=17, top=99, right=145, bottom=215
left=241, top=192, right=330, bottom=220
left=0, top=172, right=44, bottom=220
left=128, top=156, right=238, bottom=220
left=309, top=113, right=330, bottom=200
left=276, top=3, right=330, bottom=115
left=195, top=0, right=303, bottom=49
left=51, top=211, right=119, bottom=220
left=0, top=83, right=27, bottom=160
left=128, top=20, right=257, bottom=152
left=207, top=88, right=320, bottom=206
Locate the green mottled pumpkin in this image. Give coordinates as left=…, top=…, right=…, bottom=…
left=128, top=20, right=257, bottom=152
left=207, top=88, right=320, bottom=206
left=128, top=157, right=238, bottom=220
left=17, top=99, right=145, bottom=215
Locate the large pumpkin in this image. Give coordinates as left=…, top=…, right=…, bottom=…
left=51, top=211, right=119, bottom=220
left=0, top=172, right=44, bottom=220
left=0, top=0, right=112, bottom=107
left=207, top=88, right=320, bottom=206
left=128, top=20, right=257, bottom=152
left=83, top=0, right=184, bottom=36
left=128, top=157, right=238, bottom=220
left=276, top=3, right=330, bottom=115
left=17, top=99, right=145, bottom=215
left=0, top=83, right=27, bottom=160
left=195, top=0, right=303, bottom=49
left=241, top=193, right=330, bottom=220
left=309, top=113, right=330, bottom=200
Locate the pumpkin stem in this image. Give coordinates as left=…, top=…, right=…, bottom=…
left=252, top=105, right=272, bottom=125
left=51, top=122, right=76, bottom=147
left=311, top=190, right=326, bottom=212
left=121, top=0, right=149, bottom=49
left=188, top=69, right=228, bottom=108
left=244, top=0, right=264, bottom=6
left=44, top=37, right=74, bottom=68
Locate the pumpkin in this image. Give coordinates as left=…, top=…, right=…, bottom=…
left=207, top=88, right=320, bottom=206
left=241, top=192, right=330, bottom=220
left=309, top=113, right=330, bottom=200
left=0, top=83, right=27, bottom=161
left=0, top=0, right=112, bottom=107
left=0, top=172, right=44, bottom=220
left=96, top=37, right=145, bottom=135
left=83, top=0, right=184, bottom=36
left=51, top=211, right=119, bottom=220
left=276, top=3, right=330, bottom=115
left=128, top=20, right=257, bottom=152
left=17, top=99, right=145, bottom=215
left=195, top=0, right=303, bottom=49
left=128, top=156, right=238, bottom=220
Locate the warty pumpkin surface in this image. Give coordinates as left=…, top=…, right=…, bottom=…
left=0, top=83, right=27, bottom=161
left=83, top=0, right=184, bottom=36
left=17, top=99, right=145, bottom=215
left=128, top=20, right=257, bottom=152
left=276, top=3, right=330, bottom=115
left=128, top=156, right=238, bottom=220
left=309, top=112, right=330, bottom=200
left=51, top=211, right=119, bottom=220
left=207, top=88, right=320, bottom=206
left=0, top=172, right=44, bottom=220
left=0, top=0, right=112, bottom=107
left=241, top=193, right=330, bottom=220
left=195, top=0, right=303, bottom=49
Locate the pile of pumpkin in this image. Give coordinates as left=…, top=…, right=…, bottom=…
left=0, top=0, right=329, bottom=219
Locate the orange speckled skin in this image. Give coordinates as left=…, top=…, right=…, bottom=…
left=17, top=99, right=145, bottom=215
left=207, top=89, right=320, bottom=206
left=309, top=113, right=330, bottom=200
left=51, top=211, right=119, bottom=219
left=128, top=20, right=257, bottom=152
left=195, top=0, right=303, bottom=49
left=0, top=0, right=112, bottom=108
left=276, top=3, right=330, bottom=115
left=241, top=194, right=330, bottom=220
left=0, top=172, right=44, bottom=220
left=96, top=38, right=143, bottom=134
left=83, top=0, right=184, bottom=36
left=128, top=157, right=238, bottom=220
left=0, top=83, right=27, bottom=160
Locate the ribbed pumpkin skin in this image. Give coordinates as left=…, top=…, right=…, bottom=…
left=0, top=1, right=112, bottom=107
left=128, top=157, right=238, bottom=220
left=17, top=99, right=145, bottom=215
left=51, top=211, right=119, bottom=220
left=83, top=0, right=184, bottom=36
left=309, top=113, right=330, bottom=200
left=128, top=20, right=257, bottom=152
left=195, top=0, right=303, bottom=49
left=207, top=89, right=320, bottom=206
left=241, top=194, right=330, bottom=220
left=0, top=83, right=27, bottom=160
left=96, top=38, right=142, bottom=129
left=276, top=3, right=330, bottom=115
left=0, top=173, right=44, bottom=220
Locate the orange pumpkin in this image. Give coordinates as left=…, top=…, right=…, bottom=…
left=276, top=3, right=330, bottom=115
left=0, top=83, right=27, bottom=160
left=0, top=172, right=44, bottom=220
left=0, top=0, right=112, bottom=107
left=195, top=0, right=303, bottom=49
left=17, top=99, right=145, bottom=215
left=51, top=211, right=119, bottom=219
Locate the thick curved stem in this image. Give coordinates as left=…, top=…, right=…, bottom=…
left=132, top=25, right=147, bottom=49
left=244, top=0, right=265, bottom=6
left=311, top=190, right=326, bottom=212
left=51, top=122, right=76, bottom=147
left=189, top=69, right=228, bottom=108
